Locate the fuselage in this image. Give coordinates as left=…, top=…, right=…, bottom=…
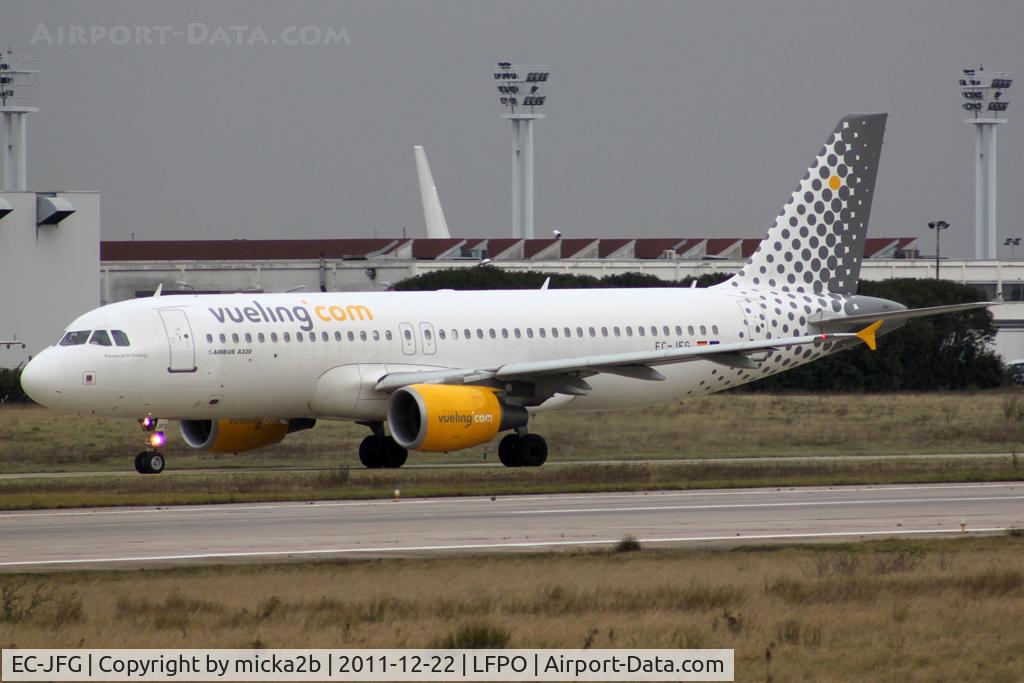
left=20, top=286, right=897, bottom=421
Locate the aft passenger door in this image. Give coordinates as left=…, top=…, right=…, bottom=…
left=159, top=309, right=197, bottom=373
left=398, top=322, right=416, bottom=355
left=419, top=322, right=437, bottom=355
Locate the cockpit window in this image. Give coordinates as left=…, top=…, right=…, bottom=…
left=111, top=330, right=130, bottom=347
left=59, top=330, right=91, bottom=346
left=89, top=330, right=112, bottom=346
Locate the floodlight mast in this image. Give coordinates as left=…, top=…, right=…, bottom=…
left=494, top=62, right=549, bottom=239
left=0, top=50, right=39, bottom=191
left=961, top=66, right=1012, bottom=259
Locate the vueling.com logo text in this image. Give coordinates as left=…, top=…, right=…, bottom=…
left=208, top=299, right=373, bottom=332
left=437, top=412, right=495, bottom=428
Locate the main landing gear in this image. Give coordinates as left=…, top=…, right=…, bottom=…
left=358, top=422, right=408, bottom=469
left=135, top=415, right=166, bottom=474
left=497, top=432, right=548, bottom=467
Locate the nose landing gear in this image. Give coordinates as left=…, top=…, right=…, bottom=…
left=135, top=416, right=166, bottom=474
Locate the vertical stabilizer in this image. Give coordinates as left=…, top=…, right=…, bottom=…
left=414, top=146, right=451, bottom=239
left=723, top=114, right=887, bottom=294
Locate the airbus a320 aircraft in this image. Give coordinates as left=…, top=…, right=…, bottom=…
left=21, top=114, right=989, bottom=474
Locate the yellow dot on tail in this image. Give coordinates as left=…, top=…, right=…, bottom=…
left=828, top=175, right=841, bottom=191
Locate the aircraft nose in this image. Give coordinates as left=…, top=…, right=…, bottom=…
left=20, top=352, right=64, bottom=406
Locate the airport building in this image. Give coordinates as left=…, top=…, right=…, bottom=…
left=0, top=191, right=101, bottom=369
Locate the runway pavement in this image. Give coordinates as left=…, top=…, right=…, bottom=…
left=1, top=482, right=1022, bottom=569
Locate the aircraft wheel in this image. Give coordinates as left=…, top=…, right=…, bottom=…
left=134, top=452, right=148, bottom=474
left=359, top=435, right=384, bottom=469
left=498, top=434, right=523, bottom=467
left=139, top=451, right=165, bottom=475
left=516, top=434, right=548, bottom=467
left=383, top=437, right=408, bottom=468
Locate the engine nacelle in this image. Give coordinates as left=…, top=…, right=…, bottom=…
left=387, top=384, right=528, bottom=452
left=179, top=418, right=315, bottom=453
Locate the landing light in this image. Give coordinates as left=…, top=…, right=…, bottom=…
left=149, top=431, right=166, bottom=448
left=141, top=416, right=156, bottom=431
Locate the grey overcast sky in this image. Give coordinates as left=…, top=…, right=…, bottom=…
left=3, top=0, right=1023, bottom=257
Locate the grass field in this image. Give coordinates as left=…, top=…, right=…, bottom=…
left=4, top=391, right=1024, bottom=509
left=2, top=535, right=1023, bottom=681
left=4, top=391, right=1024, bottom=474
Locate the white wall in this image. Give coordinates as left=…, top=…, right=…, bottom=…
left=0, top=192, right=100, bottom=367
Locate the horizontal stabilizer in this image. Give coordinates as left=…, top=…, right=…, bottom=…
left=810, top=301, right=994, bottom=329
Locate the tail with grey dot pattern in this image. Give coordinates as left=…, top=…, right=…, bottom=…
left=723, top=113, right=887, bottom=295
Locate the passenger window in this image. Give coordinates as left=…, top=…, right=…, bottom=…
left=527, top=328, right=534, bottom=338
left=638, top=327, right=645, bottom=337
left=601, top=327, right=608, bottom=337
left=501, top=328, right=509, bottom=339
left=258, top=333, right=266, bottom=343
left=404, top=329, right=412, bottom=340
left=323, top=332, right=330, bottom=342
left=687, top=326, right=695, bottom=335
left=712, top=325, right=720, bottom=335
left=219, top=333, right=227, bottom=343
left=613, top=327, right=621, bottom=337
left=296, top=332, right=303, bottom=342
left=551, top=328, right=558, bottom=338
left=575, top=327, right=583, bottom=337
left=385, top=330, right=392, bottom=341
left=700, top=325, right=707, bottom=335
left=423, top=329, right=432, bottom=341
left=464, top=329, right=471, bottom=339
left=372, top=331, right=379, bottom=341
left=675, top=325, right=683, bottom=335
left=626, top=327, right=633, bottom=337
left=539, top=328, right=546, bottom=338
left=111, top=330, right=131, bottom=347
left=360, top=331, right=367, bottom=341
left=439, top=329, right=447, bottom=340
left=59, top=330, right=91, bottom=346
left=308, top=332, right=315, bottom=343
left=589, top=327, right=596, bottom=337
left=206, top=334, right=214, bottom=344
left=662, top=326, right=670, bottom=336
left=283, top=332, right=291, bottom=342
left=451, top=329, right=458, bottom=340
left=245, top=333, right=253, bottom=343
left=488, top=329, right=496, bottom=339
left=347, top=331, right=355, bottom=341
left=476, top=329, right=484, bottom=339
left=652, top=326, right=659, bottom=336
left=514, top=328, right=522, bottom=339
left=271, top=332, right=278, bottom=343
left=334, top=331, right=342, bottom=341
left=89, top=330, right=112, bottom=346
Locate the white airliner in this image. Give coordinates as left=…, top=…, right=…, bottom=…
left=21, top=114, right=989, bottom=474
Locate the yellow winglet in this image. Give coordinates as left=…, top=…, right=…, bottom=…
left=855, top=320, right=883, bottom=351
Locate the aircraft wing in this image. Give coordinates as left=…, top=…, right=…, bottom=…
left=809, top=301, right=995, bottom=329
left=374, top=324, right=879, bottom=393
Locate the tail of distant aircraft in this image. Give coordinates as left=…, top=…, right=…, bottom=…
left=723, top=113, right=887, bottom=295
left=414, top=145, right=452, bottom=239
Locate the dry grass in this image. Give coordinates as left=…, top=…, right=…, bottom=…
left=0, top=457, right=1021, bottom=510
left=2, top=535, right=1024, bottom=681
left=4, top=391, right=1024, bottom=474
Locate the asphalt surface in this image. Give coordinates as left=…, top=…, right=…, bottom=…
left=1, top=482, right=1021, bottom=569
